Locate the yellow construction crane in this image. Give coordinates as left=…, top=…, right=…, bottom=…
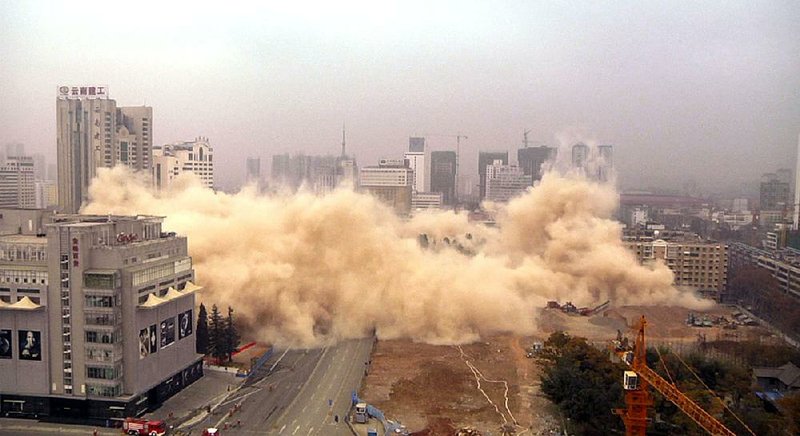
left=612, top=316, right=743, bottom=436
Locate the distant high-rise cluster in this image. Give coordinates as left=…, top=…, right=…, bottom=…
left=56, top=85, right=152, bottom=213
left=571, top=142, right=613, bottom=181
left=759, top=169, right=792, bottom=211
left=0, top=143, right=55, bottom=209
left=485, top=160, right=532, bottom=202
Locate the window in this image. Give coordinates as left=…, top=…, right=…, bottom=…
left=84, top=273, right=115, bottom=289
left=85, top=295, right=114, bottom=308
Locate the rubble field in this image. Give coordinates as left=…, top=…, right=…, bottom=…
left=360, top=304, right=775, bottom=435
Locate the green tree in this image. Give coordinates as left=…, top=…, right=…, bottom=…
left=208, top=304, right=225, bottom=361
left=539, top=331, right=625, bottom=434
left=224, top=306, right=241, bottom=362
left=196, top=303, right=209, bottom=355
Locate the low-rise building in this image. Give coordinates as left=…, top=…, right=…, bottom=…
left=623, top=234, right=728, bottom=298
left=0, top=210, right=202, bottom=421
left=729, top=242, right=800, bottom=300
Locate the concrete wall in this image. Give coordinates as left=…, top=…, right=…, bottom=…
left=0, top=308, right=49, bottom=395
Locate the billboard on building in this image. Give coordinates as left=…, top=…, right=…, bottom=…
left=160, top=317, right=175, bottom=348
left=178, top=309, right=193, bottom=339
left=140, top=324, right=158, bottom=359
left=57, top=85, right=109, bottom=100
left=18, top=330, right=41, bottom=360
left=0, top=329, right=11, bottom=359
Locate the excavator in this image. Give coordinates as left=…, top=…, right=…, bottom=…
left=611, top=316, right=744, bottom=436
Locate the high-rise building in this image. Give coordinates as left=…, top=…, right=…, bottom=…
left=0, top=156, right=36, bottom=208
left=404, top=151, right=426, bottom=193
left=0, top=210, right=202, bottom=420
left=32, top=153, right=46, bottom=182
left=56, top=86, right=152, bottom=213
left=430, top=151, right=456, bottom=206
left=597, top=145, right=613, bottom=182
left=478, top=151, right=508, bottom=200
left=271, top=154, right=355, bottom=194
left=409, top=137, right=425, bottom=153
left=360, top=160, right=413, bottom=215
left=245, top=157, right=261, bottom=186
left=571, top=143, right=589, bottom=173
left=152, top=138, right=214, bottom=190
left=485, top=160, right=532, bottom=202
left=35, top=180, right=58, bottom=209
left=517, top=146, right=556, bottom=184
left=760, top=172, right=791, bottom=211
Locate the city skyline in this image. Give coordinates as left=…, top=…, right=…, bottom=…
left=1, top=2, right=798, bottom=193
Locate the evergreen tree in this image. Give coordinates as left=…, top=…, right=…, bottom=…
left=224, top=306, right=241, bottom=362
left=208, top=304, right=225, bottom=361
left=196, top=303, right=209, bottom=355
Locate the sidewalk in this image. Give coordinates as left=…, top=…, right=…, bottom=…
left=145, top=370, right=243, bottom=428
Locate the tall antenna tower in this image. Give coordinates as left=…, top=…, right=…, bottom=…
left=341, top=123, right=346, bottom=157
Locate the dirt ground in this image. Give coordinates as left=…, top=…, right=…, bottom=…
left=360, top=303, right=775, bottom=435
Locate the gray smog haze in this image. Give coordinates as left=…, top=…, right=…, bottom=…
left=1, top=1, right=799, bottom=193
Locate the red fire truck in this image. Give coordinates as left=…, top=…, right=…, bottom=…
left=122, top=417, right=167, bottom=436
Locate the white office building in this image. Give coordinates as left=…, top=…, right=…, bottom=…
left=152, top=138, right=214, bottom=190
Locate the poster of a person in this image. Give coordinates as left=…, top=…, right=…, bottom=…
left=19, top=330, right=41, bottom=360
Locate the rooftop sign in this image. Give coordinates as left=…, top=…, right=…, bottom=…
left=57, top=85, right=108, bottom=100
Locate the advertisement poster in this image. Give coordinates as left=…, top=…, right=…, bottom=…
left=178, top=309, right=193, bottom=339
left=18, top=330, right=41, bottom=361
left=160, top=317, right=175, bottom=348
left=0, top=329, right=11, bottom=359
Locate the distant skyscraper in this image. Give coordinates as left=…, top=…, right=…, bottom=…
left=517, top=146, right=556, bottom=184
left=409, top=137, right=425, bottom=153
left=245, top=157, right=261, bottom=186
left=404, top=151, right=426, bottom=193
left=597, top=144, right=613, bottom=182
left=571, top=143, right=589, bottom=173
left=32, top=153, right=46, bottom=181
left=760, top=172, right=791, bottom=211
left=795, top=134, right=800, bottom=230
left=0, top=156, right=36, bottom=208
left=478, top=151, right=508, bottom=200
left=430, top=151, right=456, bottom=206
left=56, top=85, right=152, bottom=213
left=485, top=160, right=532, bottom=202
left=152, top=137, right=214, bottom=190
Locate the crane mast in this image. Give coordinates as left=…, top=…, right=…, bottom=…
left=613, top=316, right=737, bottom=436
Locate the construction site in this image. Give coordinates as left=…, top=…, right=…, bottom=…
left=359, top=301, right=778, bottom=435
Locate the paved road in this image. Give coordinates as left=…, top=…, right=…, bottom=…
left=190, top=337, right=374, bottom=436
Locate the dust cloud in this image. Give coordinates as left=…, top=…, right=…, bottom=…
left=83, top=167, right=710, bottom=347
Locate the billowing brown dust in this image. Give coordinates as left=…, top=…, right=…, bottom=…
left=83, top=167, right=710, bottom=347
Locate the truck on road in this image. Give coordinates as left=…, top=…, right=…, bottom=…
left=121, top=417, right=167, bottom=436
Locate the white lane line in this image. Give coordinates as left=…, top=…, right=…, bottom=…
left=301, top=405, right=307, bottom=413
left=292, top=425, right=300, bottom=435
left=279, top=424, right=286, bottom=434
left=307, top=427, right=314, bottom=435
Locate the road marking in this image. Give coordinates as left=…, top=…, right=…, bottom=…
left=292, top=425, right=300, bottom=435
left=307, top=427, right=314, bottom=435
left=269, top=348, right=291, bottom=374
left=279, top=424, right=286, bottom=434
left=302, top=405, right=307, bottom=413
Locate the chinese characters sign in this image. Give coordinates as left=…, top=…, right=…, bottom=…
left=57, top=85, right=108, bottom=100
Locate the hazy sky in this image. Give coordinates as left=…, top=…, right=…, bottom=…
left=1, top=1, right=798, bottom=193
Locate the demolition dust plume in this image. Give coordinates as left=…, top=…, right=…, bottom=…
left=83, top=167, right=710, bottom=346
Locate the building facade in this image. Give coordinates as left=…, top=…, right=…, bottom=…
left=360, top=161, right=413, bottom=215
left=485, top=161, right=532, bottom=202
left=760, top=172, right=792, bottom=211
left=517, top=146, right=555, bottom=184
left=430, top=151, right=456, bottom=207
left=477, top=151, right=508, bottom=200
left=729, top=242, right=800, bottom=300
left=624, top=235, right=728, bottom=296
left=571, top=143, right=589, bottom=174
left=0, top=210, right=202, bottom=421
left=597, top=144, right=613, bottom=182
left=0, top=157, right=35, bottom=209
left=404, top=151, right=426, bottom=193
left=411, top=192, right=443, bottom=211
left=152, top=138, right=214, bottom=190
left=245, top=157, right=261, bottom=186
left=56, top=86, right=152, bottom=213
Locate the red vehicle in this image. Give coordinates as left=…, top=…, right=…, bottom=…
left=122, top=417, right=167, bottom=436
left=202, top=429, right=220, bottom=436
